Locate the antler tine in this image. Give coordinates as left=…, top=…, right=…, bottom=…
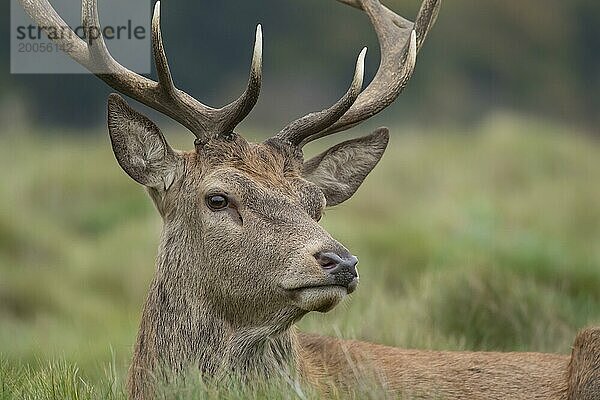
left=334, top=0, right=439, bottom=52
left=278, top=0, right=441, bottom=148
left=215, top=25, right=263, bottom=136
left=81, top=0, right=110, bottom=71
left=151, top=1, right=177, bottom=95
left=300, top=29, right=418, bottom=146
left=147, top=1, right=224, bottom=141
left=20, top=0, right=263, bottom=146
left=273, top=48, right=366, bottom=146
left=413, top=0, right=442, bottom=52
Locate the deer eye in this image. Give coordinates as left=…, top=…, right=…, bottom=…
left=206, top=194, right=229, bottom=211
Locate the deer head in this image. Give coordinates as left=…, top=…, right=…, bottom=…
left=21, top=0, right=440, bottom=386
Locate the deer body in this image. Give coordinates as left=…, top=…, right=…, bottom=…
left=301, top=334, right=570, bottom=399
left=20, top=0, right=600, bottom=398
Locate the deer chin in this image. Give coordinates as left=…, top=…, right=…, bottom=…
left=287, top=285, right=352, bottom=313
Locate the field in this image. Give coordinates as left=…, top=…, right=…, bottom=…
left=1, top=114, right=599, bottom=398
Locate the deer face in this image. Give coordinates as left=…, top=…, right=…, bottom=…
left=107, top=94, right=388, bottom=327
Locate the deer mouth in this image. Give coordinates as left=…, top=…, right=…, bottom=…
left=287, top=280, right=358, bottom=295
left=282, top=279, right=358, bottom=313
left=282, top=273, right=359, bottom=295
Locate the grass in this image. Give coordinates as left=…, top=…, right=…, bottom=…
left=0, top=112, right=599, bottom=398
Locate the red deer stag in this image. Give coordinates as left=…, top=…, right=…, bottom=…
left=20, top=0, right=600, bottom=398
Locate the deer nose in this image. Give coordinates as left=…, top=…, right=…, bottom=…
left=315, top=251, right=359, bottom=278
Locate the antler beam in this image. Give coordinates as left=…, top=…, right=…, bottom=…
left=273, top=0, right=441, bottom=148
left=20, top=0, right=263, bottom=145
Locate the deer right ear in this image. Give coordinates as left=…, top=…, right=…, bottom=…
left=302, top=128, right=389, bottom=207
left=107, top=94, right=181, bottom=190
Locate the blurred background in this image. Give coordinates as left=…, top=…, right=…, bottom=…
left=1, top=0, right=600, bottom=397
left=1, top=0, right=599, bottom=132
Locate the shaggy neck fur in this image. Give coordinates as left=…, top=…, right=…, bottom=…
left=127, top=221, right=302, bottom=399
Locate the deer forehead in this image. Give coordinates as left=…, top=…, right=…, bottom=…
left=183, top=140, right=325, bottom=216
left=195, top=137, right=300, bottom=175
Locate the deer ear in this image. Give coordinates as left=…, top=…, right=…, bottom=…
left=107, top=94, right=181, bottom=190
left=302, top=128, right=389, bottom=207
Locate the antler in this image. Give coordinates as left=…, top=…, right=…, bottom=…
left=19, top=0, right=263, bottom=145
left=273, top=0, right=441, bottom=148
left=273, top=48, right=367, bottom=146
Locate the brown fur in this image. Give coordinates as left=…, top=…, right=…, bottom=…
left=104, top=96, right=600, bottom=399
left=301, top=328, right=599, bottom=399
left=300, top=333, right=570, bottom=399
left=567, top=328, right=600, bottom=399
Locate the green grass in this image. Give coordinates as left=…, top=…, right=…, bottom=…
left=1, top=113, right=599, bottom=398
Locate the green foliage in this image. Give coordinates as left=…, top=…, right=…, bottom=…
left=0, top=359, right=123, bottom=400
left=1, top=114, right=600, bottom=397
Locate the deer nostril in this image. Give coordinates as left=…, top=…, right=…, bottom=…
left=314, top=252, right=359, bottom=278
left=315, top=252, right=343, bottom=270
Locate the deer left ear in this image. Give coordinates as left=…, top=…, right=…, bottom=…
left=107, top=93, right=181, bottom=191
left=302, top=128, right=389, bottom=207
